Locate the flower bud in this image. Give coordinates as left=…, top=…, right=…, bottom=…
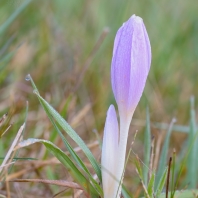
left=111, top=14, right=151, bottom=119
left=102, top=15, right=151, bottom=198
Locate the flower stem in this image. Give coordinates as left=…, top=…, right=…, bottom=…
left=115, top=115, right=131, bottom=197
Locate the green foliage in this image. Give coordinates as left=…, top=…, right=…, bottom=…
left=159, top=190, right=198, bottom=198
left=147, top=172, right=155, bottom=197
left=27, top=75, right=102, bottom=183
left=187, top=96, right=198, bottom=188
left=1, top=0, right=198, bottom=197
left=143, top=107, right=151, bottom=187
left=0, top=0, right=32, bottom=84
left=0, top=0, right=32, bottom=36
left=155, top=167, right=168, bottom=198
left=155, top=118, right=175, bottom=189
left=135, top=156, right=143, bottom=180
left=16, top=138, right=100, bottom=197
left=142, top=106, right=198, bottom=198
left=0, top=51, right=15, bottom=73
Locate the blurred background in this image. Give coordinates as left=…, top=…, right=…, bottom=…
left=0, top=0, right=198, bottom=197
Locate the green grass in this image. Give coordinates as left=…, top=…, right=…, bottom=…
left=0, top=0, right=198, bottom=197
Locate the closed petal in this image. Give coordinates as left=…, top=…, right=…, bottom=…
left=101, top=105, right=119, bottom=198
left=111, top=19, right=133, bottom=114
left=111, top=15, right=151, bottom=116
left=128, top=15, right=151, bottom=112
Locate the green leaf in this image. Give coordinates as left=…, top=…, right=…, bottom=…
left=134, top=156, right=143, bottom=179
left=0, top=157, right=37, bottom=161
left=153, top=122, right=190, bottom=133
left=31, top=93, right=102, bottom=195
left=0, top=50, right=16, bottom=72
left=0, top=34, right=15, bottom=59
left=155, top=167, right=168, bottom=198
left=159, top=189, right=198, bottom=198
left=155, top=118, right=175, bottom=188
left=186, top=96, right=197, bottom=188
left=122, top=184, right=133, bottom=198
left=53, top=122, right=102, bottom=195
left=27, top=75, right=102, bottom=183
left=16, top=138, right=99, bottom=197
left=0, top=0, right=32, bottom=36
left=143, top=107, right=151, bottom=186
left=173, top=131, right=198, bottom=198
left=134, top=155, right=150, bottom=198
left=147, top=171, right=155, bottom=197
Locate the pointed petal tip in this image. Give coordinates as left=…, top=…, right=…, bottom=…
left=131, top=14, right=143, bottom=23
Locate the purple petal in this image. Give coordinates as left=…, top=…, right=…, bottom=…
left=111, top=19, right=133, bottom=113
left=111, top=15, right=151, bottom=116
left=128, top=16, right=151, bottom=112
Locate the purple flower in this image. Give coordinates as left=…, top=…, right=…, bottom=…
left=102, top=15, right=151, bottom=198
left=111, top=14, right=151, bottom=118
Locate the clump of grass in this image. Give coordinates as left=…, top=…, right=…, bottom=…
left=134, top=99, right=198, bottom=198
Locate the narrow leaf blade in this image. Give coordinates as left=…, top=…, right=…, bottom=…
left=186, top=96, right=197, bottom=188
left=27, top=75, right=102, bottom=182
left=0, top=0, right=32, bottom=36
left=143, top=107, right=151, bottom=186
left=16, top=138, right=99, bottom=197
left=155, top=167, right=168, bottom=197
left=147, top=171, right=155, bottom=197
left=156, top=118, right=175, bottom=188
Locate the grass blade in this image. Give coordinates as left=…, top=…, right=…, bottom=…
left=186, top=96, right=197, bottom=188
left=143, top=107, right=151, bottom=186
left=155, top=167, right=168, bottom=198
left=155, top=118, right=176, bottom=188
left=134, top=155, right=150, bottom=198
left=134, top=157, right=143, bottom=179
left=16, top=138, right=99, bottom=197
left=159, top=189, right=198, bottom=198
left=147, top=171, right=155, bottom=197
left=122, top=184, right=133, bottom=198
left=172, top=131, right=198, bottom=197
left=26, top=74, right=102, bottom=183
left=0, top=0, right=32, bottom=36
left=36, top=92, right=102, bottom=182
left=0, top=46, right=21, bottom=72
left=30, top=93, right=102, bottom=195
